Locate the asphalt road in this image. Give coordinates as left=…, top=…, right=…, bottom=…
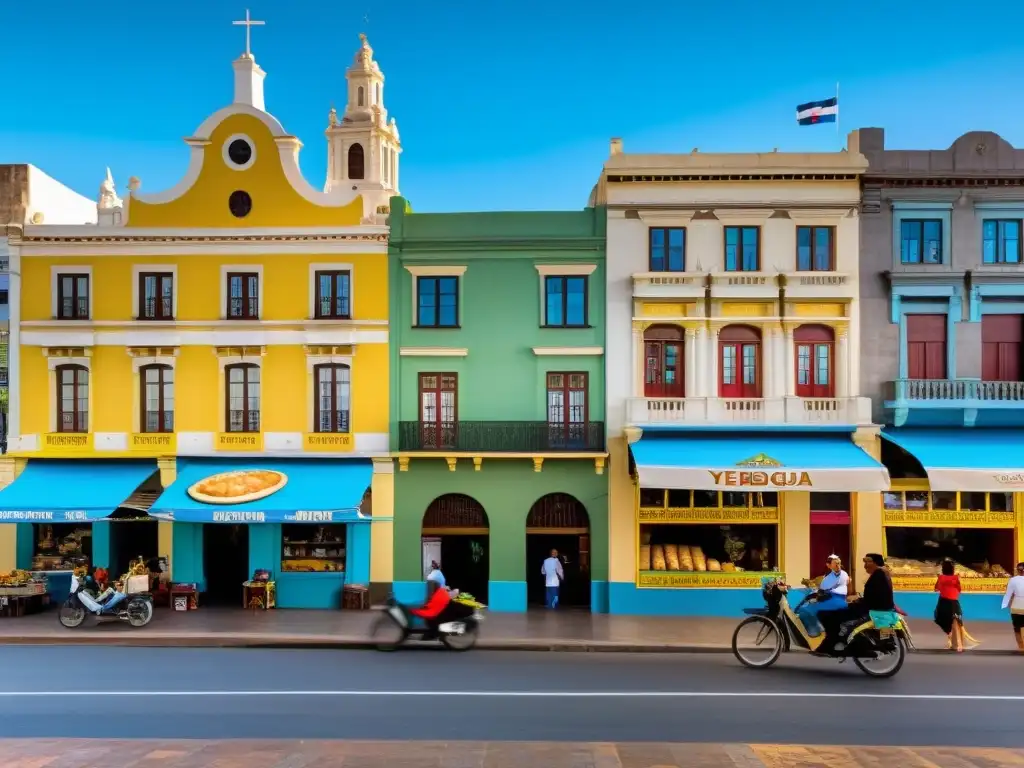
left=0, top=646, right=1020, bottom=746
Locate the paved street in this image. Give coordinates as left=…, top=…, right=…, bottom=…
left=1, top=606, right=1020, bottom=653
left=2, top=740, right=1023, bottom=767
left=0, top=646, right=1019, bottom=746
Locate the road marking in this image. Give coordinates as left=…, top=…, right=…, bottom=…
left=0, top=691, right=1020, bottom=701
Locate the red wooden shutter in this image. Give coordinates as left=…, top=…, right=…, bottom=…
left=906, top=315, right=947, bottom=379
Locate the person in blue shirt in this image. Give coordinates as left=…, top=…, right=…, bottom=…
left=797, top=555, right=850, bottom=638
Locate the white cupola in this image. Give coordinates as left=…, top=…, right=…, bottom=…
left=324, top=34, right=402, bottom=216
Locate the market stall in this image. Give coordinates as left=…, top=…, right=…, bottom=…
left=0, top=460, right=162, bottom=605
left=637, top=488, right=782, bottom=589
left=150, top=458, right=372, bottom=609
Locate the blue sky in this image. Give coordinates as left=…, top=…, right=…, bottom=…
left=3, top=1, right=1024, bottom=212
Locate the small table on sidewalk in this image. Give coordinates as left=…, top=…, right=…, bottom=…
left=244, top=581, right=276, bottom=610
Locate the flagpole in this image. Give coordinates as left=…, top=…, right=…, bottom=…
left=836, top=81, right=841, bottom=144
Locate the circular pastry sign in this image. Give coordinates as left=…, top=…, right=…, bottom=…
left=187, top=469, right=288, bottom=505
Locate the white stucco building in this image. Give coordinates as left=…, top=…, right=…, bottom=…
left=593, top=137, right=889, bottom=616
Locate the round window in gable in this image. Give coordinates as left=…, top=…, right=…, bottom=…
left=229, top=190, right=253, bottom=218
left=222, top=134, right=256, bottom=170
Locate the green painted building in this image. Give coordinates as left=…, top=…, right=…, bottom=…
left=388, top=197, right=608, bottom=612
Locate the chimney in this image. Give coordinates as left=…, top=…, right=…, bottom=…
left=609, top=137, right=623, bottom=156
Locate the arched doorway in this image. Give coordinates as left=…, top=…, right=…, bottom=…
left=422, top=494, right=489, bottom=602
left=644, top=325, right=685, bottom=398
left=526, top=493, right=590, bottom=609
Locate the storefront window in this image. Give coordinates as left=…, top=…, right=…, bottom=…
left=32, top=524, right=91, bottom=571
left=637, top=488, right=781, bottom=578
left=885, top=527, right=1015, bottom=581
left=882, top=490, right=1018, bottom=588
left=281, top=525, right=346, bottom=573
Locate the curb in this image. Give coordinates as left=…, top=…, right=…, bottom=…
left=0, top=635, right=1018, bottom=655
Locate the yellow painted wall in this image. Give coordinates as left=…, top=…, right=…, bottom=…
left=782, top=491, right=810, bottom=584
left=370, top=460, right=395, bottom=583
left=20, top=252, right=388, bottom=324
left=17, top=249, right=389, bottom=442
left=608, top=438, right=635, bottom=582
left=126, top=114, right=363, bottom=229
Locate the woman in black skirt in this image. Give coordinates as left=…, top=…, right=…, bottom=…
left=934, top=559, right=964, bottom=652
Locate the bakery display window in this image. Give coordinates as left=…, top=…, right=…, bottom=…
left=882, top=489, right=1019, bottom=592
left=281, top=524, right=346, bottom=573
left=636, top=489, right=781, bottom=588
left=31, top=524, right=92, bottom=572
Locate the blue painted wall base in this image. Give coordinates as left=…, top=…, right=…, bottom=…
left=591, top=580, right=608, bottom=613
left=895, top=591, right=1007, bottom=623
left=392, top=580, right=426, bottom=605
left=392, top=580, right=529, bottom=612
left=277, top=572, right=346, bottom=609
left=608, top=582, right=764, bottom=616
left=488, top=580, right=526, bottom=612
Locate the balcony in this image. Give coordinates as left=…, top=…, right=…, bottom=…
left=632, top=272, right=705, bottom=300
left=884, top=379, right=1024, bottom=427
left=781, top=271, right=857, bottom=300
left=627, top=396, right=872, bottom=427
left=397, top=421, right=606, bottom=453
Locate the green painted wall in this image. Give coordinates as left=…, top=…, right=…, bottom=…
left=387, top=198, right=609, bottom=592
left=393, top=460, right=608, bottom=583
left=388, top=199, right=606, bottom=426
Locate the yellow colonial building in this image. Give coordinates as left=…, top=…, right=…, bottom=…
left=0, top=30, right=400, bottom=608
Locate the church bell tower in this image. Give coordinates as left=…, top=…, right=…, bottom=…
left=325, top=34, right=401, bottom=217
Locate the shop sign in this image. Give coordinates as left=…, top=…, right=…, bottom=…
left=286, top=511, right=337, bottom=522
left=211, top=511, right=267, bottom=522
left=708, top=470, right=812, bottom=489
left=129, top=433, right=176, bottom=453
left=187, top=469, right=287, bottom=506
left=41, top=433, right=93, bottom=453
left=638, top=571, right=783, bottom=589
left=303, top=433, right=354, bottom=452
left=882, top=509, right=1016, bottom=528
left=891, top=575, right=1009, bottom=593
left=0, top=510, right=89, bottom=522
left=638, top=507, right=780, bottom=524
left=214, top=433, right=264, bottom=452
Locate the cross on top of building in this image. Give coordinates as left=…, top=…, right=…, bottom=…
left=232, top=9, right=265, bottom=58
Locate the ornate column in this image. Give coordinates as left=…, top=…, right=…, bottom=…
left=706, top=325, right=720, bottom=398
left=684, top=326, right=698, bottom=398
left=836, top=325, right=850, bottom=398
left=631, top=325, right=643, bottom=399
left=761, top=326, right=775, bottom=398
left=783, top=324, right=796, bottom=397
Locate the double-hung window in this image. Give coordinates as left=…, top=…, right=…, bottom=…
left=544, top=276, right=587, bottom=327
left=900, top=220, right=943, bottom=264
left=982, top=220, right=1021, bottom=264
left=724, top=227, right=759, bottom=271
left=416, top=276, right=459, bottom=328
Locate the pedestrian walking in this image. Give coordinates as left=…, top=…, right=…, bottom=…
left=1002, top=561, right=1024, bottom=652
left=541, top=549, right=564, bottom=609
left=934, top=559, right=967, bottom=652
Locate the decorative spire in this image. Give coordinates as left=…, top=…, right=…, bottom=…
left=98, top=168, right=121, bottom=209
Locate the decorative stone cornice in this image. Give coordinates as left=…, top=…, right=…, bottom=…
left=14, top=233, right=387, bottom=246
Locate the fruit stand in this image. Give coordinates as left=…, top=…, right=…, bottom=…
left=0, top=570, right=50, bottom=617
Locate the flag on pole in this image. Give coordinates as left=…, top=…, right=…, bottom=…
left=796, top=96, right=838, bottom=126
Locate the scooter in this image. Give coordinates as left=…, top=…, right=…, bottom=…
left=370, top=593, right=485, bottom=651
left=731, top=579, right=913, bottom=678
left=58, top=572, right=154, bottom=629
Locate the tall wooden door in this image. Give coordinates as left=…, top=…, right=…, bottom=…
left=794, top=325, right=834, bottom=398
left=906, top=314, right=947, bottom=379
left=644, top=326, right=685, bottom=398
left=719, top=325, right=761, bottom=398
left=982, top=314, right=1023, bottom=382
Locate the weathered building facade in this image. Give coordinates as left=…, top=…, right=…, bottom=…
left=856, top=128, right=1024, bottom=620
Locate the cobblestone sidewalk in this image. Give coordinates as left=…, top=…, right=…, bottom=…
left=3, top=741, right=1023, bottom=767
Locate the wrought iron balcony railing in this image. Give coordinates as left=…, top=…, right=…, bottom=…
left=398, top=420, right=606, bottom=453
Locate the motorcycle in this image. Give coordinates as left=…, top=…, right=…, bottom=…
left=731, top=578, right=914, bottom=678
left=370, top=593, right=485, bottom=651
left=59, top=572, right=154, bottom=629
